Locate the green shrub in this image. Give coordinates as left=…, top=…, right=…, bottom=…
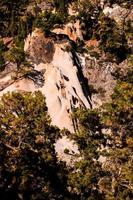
left=96, top=16, right=130, bottom=63
left=5, top=47, right=25, bottom=69
left=34, top=11, right=64, bottom=34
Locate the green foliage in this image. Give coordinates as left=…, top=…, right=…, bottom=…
left=69, top=72, right=133, bottom=199
left=68, top=159, right=104, bottom=200
left=0, top=91, right=70, bottom=200
left=15, top=20, right=28, bottom=49
left=0, top=0, right=36, bottom=73
left=124, top=19, right=133, bottom=42
left=5, top=47, right=26, bottom=68
left=77, top=1, right=101, bottom=40
left=102, top=81, right=133, bottom=137
left=67, top=108, right=105, bottom=199
left=0, top=0, right=30, bottom=37
left=100, top=69, right=133, bottom=199
left=103, top=146, right=133, bottom=199
left=0, top=1, right=132, bottom=199
left=73, top=108, right=105, bottom=157
left=76, top=2, right=131, bottom=63
left=96, top=15, right=130, bottom=63
left=34, top=11, right=64, bottom=34
left=0, top=55, right=5, bottom=71
left=113, top=67, right=133, bottom=84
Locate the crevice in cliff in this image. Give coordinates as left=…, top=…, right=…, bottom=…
left=71, top=50, right=92, bottom=109
left=50, top=31, right=93, bottom=109
left=24, top=69, right=45, bottom=87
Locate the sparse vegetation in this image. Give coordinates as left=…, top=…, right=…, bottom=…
left=34, top=11, right=64, bottom=34
left=5, top=47, right=26, bottom=69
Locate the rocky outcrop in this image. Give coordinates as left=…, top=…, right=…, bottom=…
left=24, top=29, right=55, bottom=64
left=52, top=20, right=83, bottom=42
left=103, top=4, right=132, bottom=24
left=0, top=24, right=122, bottom=132
left=55, top=136, right=81, bottom=165
left=82, top=54, right=116, bottom=108
left=1, top=29, right=91, bottom=132
left=0, top=24, right=120, bottom=132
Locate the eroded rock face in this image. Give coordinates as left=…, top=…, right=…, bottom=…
left=83, top=56, right=116, bottom=108
left=24, top=29, right=55, bottom=64
left=52, top=20, right=83, bottom=41
left=1, top=29, right=91, bottom=132
left=103, top=4, right=132, bottom=25
left=0, top=27, right=123, bottom=163
left=0, top=27, right=123, bottom=131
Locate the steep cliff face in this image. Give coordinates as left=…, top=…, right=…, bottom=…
left=1, top=0, right=132, bottom=132
left=0, top=28, right=92, bottom=132
left=0, top=1, right=131, bottom=132
left=25, top=29, right=94, bottom=132
left=0, top=1, right=132, bottom=197
left=1, top=20, right=122, bottom=133
left=83, top=56, right=116, bottom=108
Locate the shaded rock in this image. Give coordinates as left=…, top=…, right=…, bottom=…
left=83, top=56, right=116, bottom=108
left=52, top=20, right=83, bottom=42
left=24, top=29, right=55, bottom=64
left=25, top=69, right=45, bottom=87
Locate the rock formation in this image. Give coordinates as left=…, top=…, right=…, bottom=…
left=0, top=28, right=92, bottom=132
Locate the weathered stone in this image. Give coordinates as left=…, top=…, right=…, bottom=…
left=24, top=29, right=55, bottom=64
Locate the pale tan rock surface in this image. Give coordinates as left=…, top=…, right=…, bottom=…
left=1, top=29, right=91, bottom=133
